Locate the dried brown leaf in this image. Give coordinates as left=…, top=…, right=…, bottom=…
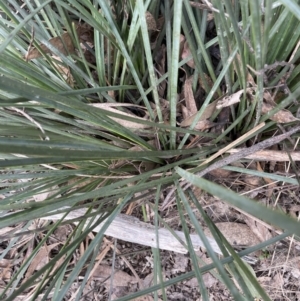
left=145, top=11, right=157, bottom=31
left=193, top=119, right=215, bottom=130
left=199, top=73, right=217, bottom=97
left=171, top=253, right=188, bottom=273
left=204, top=222, right=261, bottom=247
left=24, top=243, right=60, bottom=282
left=0, top=268, right=11, bottom=280
left=181, top=104, right=189, bottom=120
left=184, top=75, right=198, bottom=116
left=245, top=217, right=273, bottom=242
left=257, top=276, right=272, bottom=287
left=216, top=89, right=249, bottom=109
left=154, top=44, right=167, bottom=97
left=53, top=225, right=72, bottom=242
left=247, top=71, right=256, bottom=87
left=217, top=87, right=298, bottom=123
left=262, top=101, right=298, bottom=123
left=25, top=23, right=93, bottom=60
left=257, top=161, right=275, bottom=197
left=242, top=174, right=264, bottom=187
left=93, top=264, right=137, bottom=287
left=217, top=106, right=230, bottom=127
left=143, top=271, right=167, bottom=297
left=52, top=56, right=74, bottom=86
left=180, top=99, right=218, bottom=127
left=202, top=273, right=218, bottom=288
left=181, top=40, right=195, bottom=69
left=76, top=22, right=93, bottom=44
left=156, top=16, right=165, bottom=31
left=25, top=32, right=75, bottom=60
left=208, top=168, right=233, bottom=178
left=272, top=273, right=284, bottom=288
left=189, top=1, right=211, bottom=10
left=0, top=259, right=11, bottom=268
left=186, top=273, right=217, bottom=289
left=178, top=34, right=186, bottom=60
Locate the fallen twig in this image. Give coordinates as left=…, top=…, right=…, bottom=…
left=161, top=125, right=300, bottom=210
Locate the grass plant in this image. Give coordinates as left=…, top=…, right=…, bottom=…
left=0, top=0, right=300, bottom=300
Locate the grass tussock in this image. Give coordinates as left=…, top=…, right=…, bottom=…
left=0, top=1, right=300, bottom=300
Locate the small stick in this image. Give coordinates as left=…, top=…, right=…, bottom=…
left=161, top=126, right=300, bottom=210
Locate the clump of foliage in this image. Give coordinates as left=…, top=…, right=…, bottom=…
left=0, top=0, right=300, bottom=300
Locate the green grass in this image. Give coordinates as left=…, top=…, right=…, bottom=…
left=0, top=0, right=300, bottom=300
